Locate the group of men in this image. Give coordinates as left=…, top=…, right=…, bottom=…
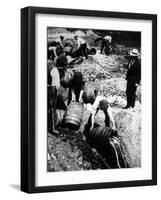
left=48, top=35, right=89, bottom=61
left=47, top=33, right=141, bottom=168
left=48, top=34, right=141, bottom=132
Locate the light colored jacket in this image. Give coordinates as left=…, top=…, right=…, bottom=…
left=91, top=95, right=116, bottom=130
left=76, top=37, right=86, bottom=48
left=104, top=35, right=112, bottom=43
left=50, top=67, right=60, bottom=89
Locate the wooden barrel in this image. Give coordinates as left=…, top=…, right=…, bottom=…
left=88, top=127, right=127, bottom=168
left=82, top=85, right=97, bottom=104
left=63, top=102, right=83, bottom=130
left=89, top=126, right=112, bottom=148
left=89, top=47, right=97, bottom=55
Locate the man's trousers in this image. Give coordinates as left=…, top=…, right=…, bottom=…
left=126, top=80, right=137, bottom=108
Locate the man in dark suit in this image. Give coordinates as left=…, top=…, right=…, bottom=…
left=124, top=49, right=141, bottom=109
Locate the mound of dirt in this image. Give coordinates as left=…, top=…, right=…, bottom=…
left=69, top=55, right=141, bottom=103
left=74, top=30, right=86, bottom=37
left=86, top=30, right=97, bottom=36
left=94, top=78, right=140, bottom=104
left=70, top=54, right=128, bottom=79
left=48, top=129, right=107, bottom=172
left=113, top=105, right=141, bottom=167
left=70, top=60, right=111, bottom=82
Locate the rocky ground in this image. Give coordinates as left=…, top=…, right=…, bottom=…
left=48, top=129, right=109, bottom=172
left=48, top=28, right=141, bottom=171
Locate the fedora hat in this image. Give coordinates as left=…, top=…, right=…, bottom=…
left=130, top=49, right=140, bottom=56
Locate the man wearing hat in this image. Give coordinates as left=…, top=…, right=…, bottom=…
left=124, top=49, right=141, bottom=109
left=100, top=35, right=112, bottom=55
left=47, top=60, right=60, bottom=133
left=74, top=35, right=88, bottom=59
left=56, top=54, right=68, bottom=79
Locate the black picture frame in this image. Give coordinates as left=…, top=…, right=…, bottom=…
left=21, top=6, right=157, bottom=193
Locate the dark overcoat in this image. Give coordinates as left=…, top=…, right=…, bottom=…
left=126, top=58, right=141, bottom=84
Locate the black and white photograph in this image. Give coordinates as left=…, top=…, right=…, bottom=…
left=20, top=6, right=157, bottom=193
left=47, top=27, right=141, bottom=172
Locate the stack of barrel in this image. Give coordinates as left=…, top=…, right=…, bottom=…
left=63, top=102, right=84, bottom=131
left=86, top=126, right=127, bottom=168
left=89, top=126, right=112, bottom=148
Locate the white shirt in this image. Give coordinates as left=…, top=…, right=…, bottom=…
left=104, top=35, right=112, bottom=43
left=48, top=46, right=58, bottom=63
left=92, top=95, right=114, bottom=110
left=89, top=95, right=116, bottom=130
left=50, top=67, right=60, bottom=89
left=76, top=37, right=86, bottom=48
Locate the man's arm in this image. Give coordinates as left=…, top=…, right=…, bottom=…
left=77, top=38, right=81, bottom=48
left=136, top=61, right=141, bottom=84
left=71, top=89, right=76, bottom=102
left=92, top=96, right=105, bottom=110
left=79, top=90, right=84, bottom=103
left=107, top=105, right=116, bottom=130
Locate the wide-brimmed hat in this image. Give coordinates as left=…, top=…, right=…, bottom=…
left=130, top=49, right=140, bottom=56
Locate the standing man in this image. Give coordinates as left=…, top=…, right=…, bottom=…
left=100, top=35, right=112, bottom=55
left=74, top=35, right=88, bottom=59
left=48, top=60, right=60, bottom=133
left=124, top=49, right=141, bottom=109
left=57, top=35, right=65, bottom=49
left=56, top=54, right=68, bottom=79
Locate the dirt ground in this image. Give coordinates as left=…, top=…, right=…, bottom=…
left=48, top=29, right=141, bottom=171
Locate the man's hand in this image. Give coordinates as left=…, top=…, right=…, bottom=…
left=71, top=90, right=75, bottom=102
left=79, top=90, right=84, bottom=103
left=79, top=97, right=83, bottom=103
left=78, top=93, right=83, bottom=103
left=90, top=114, right=94, bottom=131
left=86, top=103, right=93, bottom=112
left=71, top=97, right=75, bottom=102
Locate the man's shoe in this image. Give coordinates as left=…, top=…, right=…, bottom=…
left=52, top=130, right=59, bottom=135
left=123, top=105, right=130, bottom=109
